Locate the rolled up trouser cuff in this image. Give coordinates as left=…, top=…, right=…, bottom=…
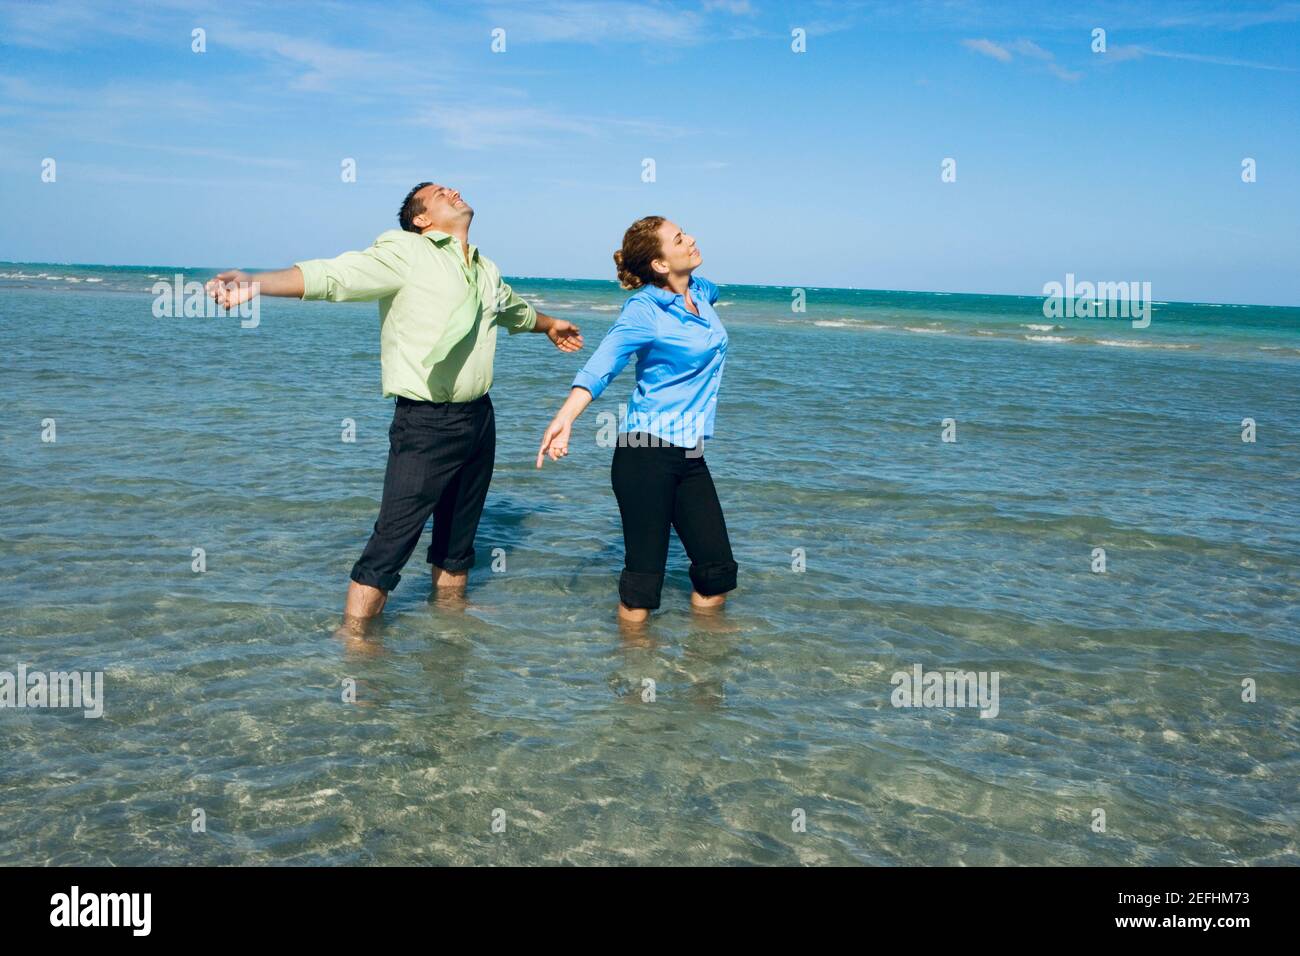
left=619, top=569, right=665, bottom=610
left=429, top=550, right=476, bottom=573
left=689, top=560, right=737, bottom=597
left=351, top=563, right=400, bottom=593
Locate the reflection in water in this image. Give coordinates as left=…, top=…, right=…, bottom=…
left=335, top=614, right=389, bottom=659
left=607, top=609, right=742, bottom=712
left=428, top=586, right=470, bottom=615
left=618, top=614, right=655, bottom=649
left=679, top=617, right=740, bottom=711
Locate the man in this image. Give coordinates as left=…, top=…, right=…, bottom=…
left=206, top=182, right=583, bottom=622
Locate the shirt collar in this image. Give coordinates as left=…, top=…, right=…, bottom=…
left=641, top=275, right=704, bottom=309
left=422, top=229, right=479, bottom=263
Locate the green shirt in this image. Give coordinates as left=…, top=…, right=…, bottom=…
left=296, top=229, right=537, bottom=402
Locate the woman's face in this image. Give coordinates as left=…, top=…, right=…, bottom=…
left=653, top=220, right=703, bottom=279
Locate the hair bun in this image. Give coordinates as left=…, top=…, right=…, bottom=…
left=613, top=250, right=643, bottom=290
left=613, top=216, right=666, bottom=290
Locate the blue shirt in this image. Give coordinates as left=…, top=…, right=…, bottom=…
left=572, top=275, right=728, bottom=447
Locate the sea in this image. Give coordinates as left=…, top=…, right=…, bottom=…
left=1, top=262, right=1296, bottom=864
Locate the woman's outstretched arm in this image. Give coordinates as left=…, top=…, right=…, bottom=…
left=538, top=299, right=656, bottom=467
left=536, top=387, right=593, bottom=467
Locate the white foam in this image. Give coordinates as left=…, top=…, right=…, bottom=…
left=814, top=320, right=890, bottom=330
left=1096, top=339, right=1193, bottom=350
left=904, top=326, right=946, bottom=334
left=1023, top=323, right=1063, bottom=332
left=1025, top=334, right=1069, bottom=343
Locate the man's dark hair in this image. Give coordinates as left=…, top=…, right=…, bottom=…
left=398, top=181, right=435, bottom=233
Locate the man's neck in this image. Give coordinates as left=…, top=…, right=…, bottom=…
left=422, top=224, right=473, bottom=263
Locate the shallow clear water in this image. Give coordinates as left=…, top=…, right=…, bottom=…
left=1, top=266, right=1297, bottom=865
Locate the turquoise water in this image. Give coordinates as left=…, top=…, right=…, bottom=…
left=1, top=263, right=1297, bottom=865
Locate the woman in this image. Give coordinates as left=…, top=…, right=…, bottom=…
left=536, top=216, right=737, bottom=623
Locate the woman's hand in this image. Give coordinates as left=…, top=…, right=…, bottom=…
left=535, top=388, right=594, bottom=469
left=536, top=416, right=574, bottom=468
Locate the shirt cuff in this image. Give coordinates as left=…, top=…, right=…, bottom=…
left=294, top=260, right=327, bottom=300
left=507, top=301, right=538, bottom=334
left=571, top=368, right=606, bottom=400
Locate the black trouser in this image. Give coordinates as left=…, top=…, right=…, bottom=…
left=610, top=434, right=738, bottom=610
left=350, top=394, right=495, bottom=592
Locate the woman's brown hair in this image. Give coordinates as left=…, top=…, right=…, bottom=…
left=613, top=215, right=667, bottom=290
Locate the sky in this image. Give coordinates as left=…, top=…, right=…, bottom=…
left=1, top=0, right=1297, bottom=305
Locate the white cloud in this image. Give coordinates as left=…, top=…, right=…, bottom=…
left=484, top=1, right=704, bottom=45
left=418, top=103, right=685, bottom=150
left=703, top=0, right=755, bottom=13
left=963, top=37, right=1081, bottom=81
left=1010, top=39, right=1052, bottom=60
left=1104, top=44, right=1296, bottom=73
left=1046, top=62, right=1082, bottom=82
left=961, top=38, right=1011, bottom=62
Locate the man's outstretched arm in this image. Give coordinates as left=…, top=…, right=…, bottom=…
left=206, top=232, right=413, bottom=310
left=531, top=311, right=584, bottom=353
left=206, top=267, right=303, bottom=309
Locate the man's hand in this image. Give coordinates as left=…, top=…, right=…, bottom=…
left=545, top=319, right=583, bottom=353
left=206, top=270, right=261, bottom=310
left=205, top=266, right=303, bottom=306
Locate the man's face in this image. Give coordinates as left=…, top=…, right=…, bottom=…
left=414, top=183, right=473, bottom=233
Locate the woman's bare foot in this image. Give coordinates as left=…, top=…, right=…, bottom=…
left=617, top=602, right=649, bottom=624
left=690, top=591, right=726, bottom=612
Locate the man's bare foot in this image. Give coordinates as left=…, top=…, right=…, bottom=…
left=690, top=591, right=726, bottom=612
left=429, top=586, right=469, bottom=612
left=334, top=617, right=385, bottom=656
left=345, top=580, right=388, bottom=619
left=433, top=567, right=468, bottom=590
left=618, top=602, right=649, bottom=624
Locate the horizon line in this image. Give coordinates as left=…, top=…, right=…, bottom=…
left=2, top=259, right=1297, bottom=311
